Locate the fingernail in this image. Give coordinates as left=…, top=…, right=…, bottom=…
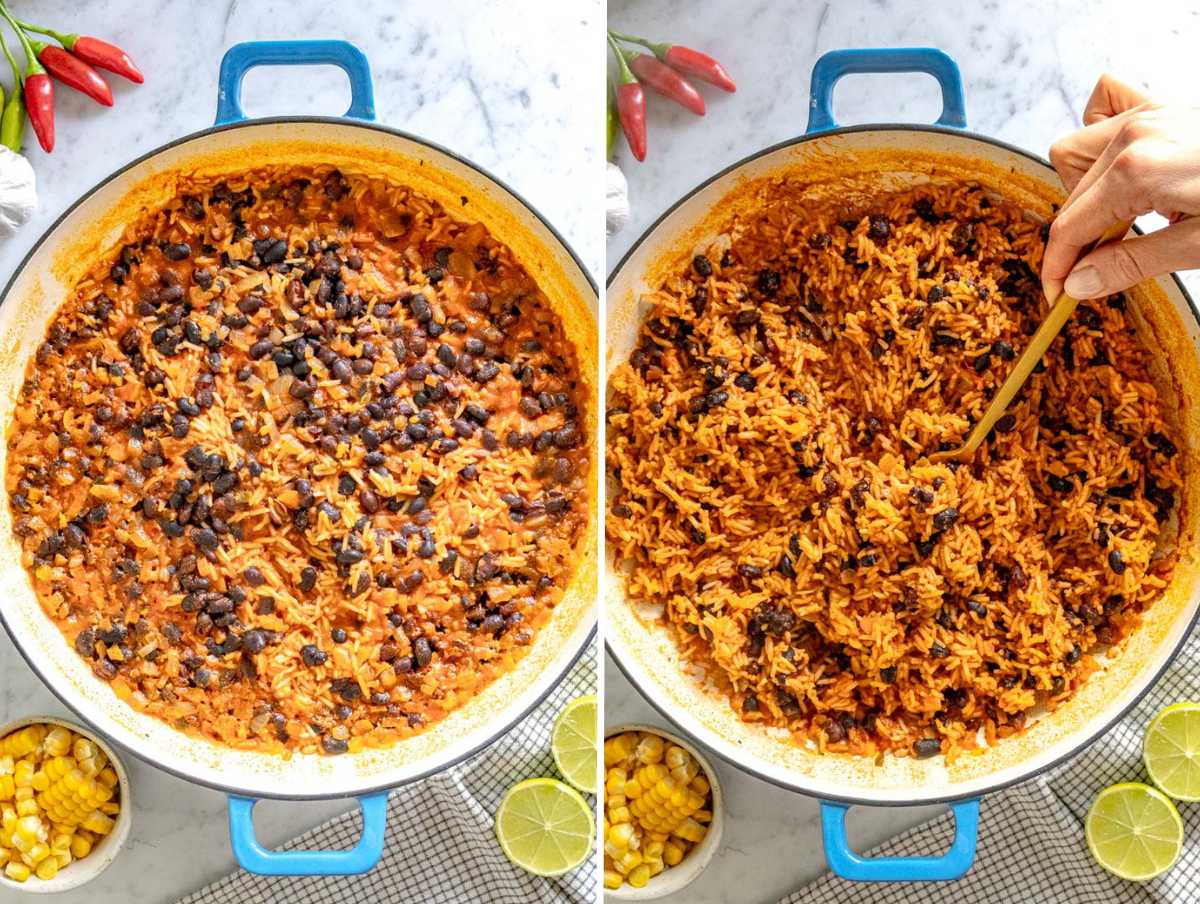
left=1065, top=265, right=1103, bottom=298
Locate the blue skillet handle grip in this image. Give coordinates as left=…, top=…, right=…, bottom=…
left=806, top=47, right=966, bottom=134
left=215, top=39, right=376, bottom=125
left=228, top=792, right=389, bottom=876
left=820, top=798, right=979, bottom=882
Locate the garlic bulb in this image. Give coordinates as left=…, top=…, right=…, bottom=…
left=606, top=162, right=629, bottom=237
left=0, top=147, right=36, bottom=239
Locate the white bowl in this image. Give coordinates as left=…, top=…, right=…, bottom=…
left=0, top=715, right=132, bottom=894
left=604, top=724, right=724, bottom=901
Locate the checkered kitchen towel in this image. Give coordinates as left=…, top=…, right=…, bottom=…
left=789, top=629, right=1200, bottom=904
left=177, top=640, right=596, bottom=904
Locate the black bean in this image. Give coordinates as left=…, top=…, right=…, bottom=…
left=880, top=666, right=897, bottom=683
left=1047, top=473, right=1073, bottom=493
left=74, top=627, right=97, bottom=658
left=914, top=738, right=942, bottom=759
left=929, top=643, right=950, bottom=658
left=321, top=736, right=349, bottom=755
left=243, top=630, right=268, bottom=654
left=1109, top=549, right=1126, bottom=574
left=164, top=242, right=192, bottom=261
left=994, top=413, right=1017, bottom=434
left=300, top=644, right=327, bottom=667
left=756, top=269, right=781, bottom=295
left=408, top=294, right=432, bottom=322
left=991, top=339, right=1016, bottom=361
left=693, top=255, right=713, bottom=277
left=932, top=508, right=959, bottom=531
left=243, top=565, right=266, bottom=587
left=249, top=339, right=273, bottom=360
left=867, top=215, right=891, bottom=241
left=410, top=637, right=433, bottom=670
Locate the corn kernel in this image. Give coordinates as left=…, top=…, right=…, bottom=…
left=69, top=835, right=92, bottom=859
left=25, top=842, right=49, bottom=865
left=664, top=840, right=685, bottom=866
left=81, top=810, right=114, bottom=835
left=43, top=728, right=71, bottom=758
left=13, top=760, right=34, bottom=788
left=628, top=863, right=651, bottom=887
left=604, top=869, right=623, bottom=889
left=34, top=858, right=58, bottom=881
left=635, top=734, right=664, bottom=764
left=4, top=860, right=30, bottom=882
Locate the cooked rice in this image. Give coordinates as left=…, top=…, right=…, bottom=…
left=606, top=180, right=1183, bottom=761
left=6, top=165, right=589, bottom=756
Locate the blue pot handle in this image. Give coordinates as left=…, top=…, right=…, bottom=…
left=215, top=39, right=376, bottom=125
left=820, top=798, right=979, bottom=882
left=228, top=792, right=389, bottom=876
left=806, top=47, right=966, bottom=134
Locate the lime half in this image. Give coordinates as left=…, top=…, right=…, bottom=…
left=1144, top=702, right=1200, bottom=801
left=495, top=778, right=594, bottom=876
left=1085, top=782, right=1183, bottom=881
left=552, top=695, right=598, bottom=794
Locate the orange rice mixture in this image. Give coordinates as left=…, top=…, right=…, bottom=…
left=606, top=180, right=1184, bottom=761
left=6, top=165, right=589, bottom=756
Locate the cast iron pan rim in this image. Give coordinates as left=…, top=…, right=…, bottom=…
left=604, top=121, right=1200, bottom=807
left=0, top=114, right=598, bottom=800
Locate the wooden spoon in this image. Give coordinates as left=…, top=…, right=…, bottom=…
left=929, top=218, right=1134, bottom=464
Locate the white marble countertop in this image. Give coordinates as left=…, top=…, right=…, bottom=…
left=606, top=1, right=1200, bottom=902
left=0, top=2, right=599, bottom=902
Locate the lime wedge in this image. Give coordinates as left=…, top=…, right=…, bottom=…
left=1085, top=782, right=1183, bottom=881
left=552, top=695, right=598, bottom=795
left=1144, top=702, right=1200, bottom=801
left=495, top=778, right=594, bottom=876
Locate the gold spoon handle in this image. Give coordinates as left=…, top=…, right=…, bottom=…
left=929, top=218, right=1134, bottom=463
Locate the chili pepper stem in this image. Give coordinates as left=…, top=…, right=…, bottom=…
left=607, top=33, right=637, bottom=85
left=608, top=30, right=670, bottom=58
left=0, top=5, right=43, bottom=74
left=0, top=25, right=20, bottom=85
left=11, top=19, right=70, bottom=47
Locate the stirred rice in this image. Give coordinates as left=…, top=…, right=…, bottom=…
left=7, top=165, right=589, bottom=756
left=606, top=180, right=1184, bottom=761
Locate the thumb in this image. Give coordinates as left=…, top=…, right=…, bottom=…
left=1063, top=219, right=1200, bottom=298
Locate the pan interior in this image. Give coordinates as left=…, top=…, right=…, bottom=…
left=606, top=128, right=1200, bottom=803
left=0, top=120, right=598, bottom=798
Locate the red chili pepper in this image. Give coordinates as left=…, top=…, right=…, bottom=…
left=64, top=36, right=143, bottom=85
left=31, top=40, right=113, bottom=106
left=611, top=31, right=736, bottom=93
left=609, top=34, right=646, bottom=162
left=0, top=5, right=54, bottom=151
left=22, top=71, right=53, bottom=152
left=661, top=45, right=735, bottom=93
left=626, top=50, right=704, bottom=116
left=14, top=18, right=143, bottom=84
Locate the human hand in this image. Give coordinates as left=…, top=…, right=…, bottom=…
left=1042, top=74, right=1200, bottom=301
